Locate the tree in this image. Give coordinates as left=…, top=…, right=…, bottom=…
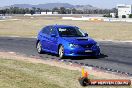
left=36, top=8, right=41, bottom=13
left=0, top=6, right=120, bottom=15
left=52, top=7, right=59, bottom=12
left=12, top=7, right=19, bottom=14
left=77, top=10, right=83, bottom=14
left=30, top=10, right=35, bottom=15
left=4, top=9, right=10, bottom=14
left=32, top=7, right=36, bottom=13
left=93, top=9, right=98, bottom=14
left=25, top=8, right=30, bottom=14
left=65, top=9, right=71, bottom=14
left=0, top=10, right=6, bottom=15
left=111, top=8, right=118, bottom=13
left=71, top=8, right=77, bottom=14
left=98, top=9, right=103, bottom=14
left=60, top=7, right=66, bottom=14
left=129, top=14, right=132, bottom=18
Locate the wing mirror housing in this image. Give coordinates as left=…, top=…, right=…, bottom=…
left=84, top=33, right=88, bottom=37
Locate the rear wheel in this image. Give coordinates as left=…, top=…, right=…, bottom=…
left=36, top=41, right=43, bottom=54
left=58, top=45, right=65, bottom=59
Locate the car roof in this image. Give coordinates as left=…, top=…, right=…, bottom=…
left=48, top=25, right=76, bottom=28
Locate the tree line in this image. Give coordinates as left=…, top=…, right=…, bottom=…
left=0, top=7, right=117, bottom=15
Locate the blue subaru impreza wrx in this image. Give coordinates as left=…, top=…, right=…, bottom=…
left=36, top=25, right=100, bottom=58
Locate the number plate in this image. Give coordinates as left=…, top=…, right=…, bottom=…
left=85, top=50, right=92, bottom=52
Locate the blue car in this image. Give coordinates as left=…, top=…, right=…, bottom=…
left=36, top=25, right=100, bottom=58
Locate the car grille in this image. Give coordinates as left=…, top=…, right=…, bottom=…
left=80, top=44, right=94, bottom=48
left=77, top=52, right=94, bottom=55
left=77, top=39, right=88, bottom=41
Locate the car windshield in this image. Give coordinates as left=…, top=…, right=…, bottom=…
left=58, top=27, right=85, bottom=37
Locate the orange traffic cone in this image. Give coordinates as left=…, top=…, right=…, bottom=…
left=82, top=67, right=88, bottom=78
left=79, top=68, right=90, bottom=86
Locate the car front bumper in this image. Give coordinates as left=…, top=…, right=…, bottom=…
left=64, top=45, right=100, bottom=57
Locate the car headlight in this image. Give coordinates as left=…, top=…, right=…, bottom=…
left=69, top=43, right=79, bottom=48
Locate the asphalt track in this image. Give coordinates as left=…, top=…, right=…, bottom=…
left=0, top=37, right=132, bottom=75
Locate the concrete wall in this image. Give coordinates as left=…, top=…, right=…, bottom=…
left=41, top=12, right=47, bottom=15
left=46, top=12, right=52, bottom=15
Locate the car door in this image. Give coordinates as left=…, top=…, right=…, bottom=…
left=41, top=26, right=51, bottom=50
left=48, top=27, right=58, bottom=53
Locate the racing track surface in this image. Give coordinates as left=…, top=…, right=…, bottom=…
left=0, top=37, right=132, bottom=75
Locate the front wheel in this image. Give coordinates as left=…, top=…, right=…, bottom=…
left=36, top=41, right=43, bottom=54
left=58, top=45, right=65, bottom=59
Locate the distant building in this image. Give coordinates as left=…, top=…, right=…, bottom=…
left=110, top=13, right=116, bottom=18
left=35, top=12, right=41, bottom=14
left=41, top=12, right=47, bottom=15
left=39, top=12, right=59, bottom=15
left=46, top=12, right=53, bottom=15
left=117, top=4, right=132, bottom=18
left=53, top=12, right=59, bottom=14
left=24, top=11, right=59, bottom=16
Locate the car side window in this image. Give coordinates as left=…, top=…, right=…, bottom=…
left=42, top=26, right=50, bottom=35
left=50, top=27, right=57, bottom=35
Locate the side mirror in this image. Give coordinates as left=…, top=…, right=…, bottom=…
left=84, top=33, right=88, bottom=37
left=51, top=34, right=56, bottom=37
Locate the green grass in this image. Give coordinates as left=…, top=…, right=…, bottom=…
left=0, top=16, right=132, bottom=40
left=0, top=58, right=86, bottom=88
left=0, top=58, right=131, bottom=88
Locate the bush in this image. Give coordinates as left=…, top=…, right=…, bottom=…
left=129, top=14, right=132, bottom=18
left=122, top=15, right=126, bottom=18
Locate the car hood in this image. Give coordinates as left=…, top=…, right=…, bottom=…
left=62, top=37, right=96, bottom=45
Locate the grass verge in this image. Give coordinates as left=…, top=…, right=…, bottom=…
left=0, top=57, right=131, bottom=88
left=0, top=58, right=86, bottom=88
